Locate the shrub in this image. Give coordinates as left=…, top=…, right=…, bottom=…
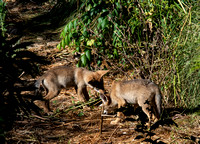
left=58, top=0, right=199, bottom=108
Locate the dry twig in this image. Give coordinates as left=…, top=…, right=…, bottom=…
left=107, top=125, right=120, bottom=143
left=99, top=106, right=104, bottom=135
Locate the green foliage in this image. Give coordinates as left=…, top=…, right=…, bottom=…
left=58, top=0, right=199, bottom=109
left=78, top=110, right=84, bottom=117
left=58, top=0, right=185, bottom=66
left=0, top=1, right=6, bottom=142
left=170, top=3, right=200, bottom=108
left=0, top=0, right=6, bottom=37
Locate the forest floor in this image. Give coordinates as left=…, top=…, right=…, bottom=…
left=4, top=1, right=200, bottom=144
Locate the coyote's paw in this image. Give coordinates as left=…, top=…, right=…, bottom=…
left=110, top=120, right=120, bottom=125
left=110, top=121, right=118, bottom=125
left=153, top=118, right=159, bottom=123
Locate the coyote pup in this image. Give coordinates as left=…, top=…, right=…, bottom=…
left=35, top=65, right=109, bottom=113
left=100, top=79, right=162, bottom=125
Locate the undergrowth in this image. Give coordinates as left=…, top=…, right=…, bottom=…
left=58, top=0, right=200, bottom=109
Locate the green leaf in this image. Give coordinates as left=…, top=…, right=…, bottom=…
left=68, top=32, right=72, bottom=42
left=61, top=39, right=65, bottom=49
left=57, top=43, right=61, bottom=50
left=81, top=54, right=87, bottom=66
left=63, top=25, right=68, bottom=35
left=65, top=36, right=69, bottom=46
left=60, top=31, right=64, bottom=38
left=87, top=39, right=95, bottom=46
left=98, top=17, right=103, bottom=24
left=76, top=60, right=81, bottom=67
left=101, top=18, right=107, bottom=29
left=78, top=111, right=84, bottom=117
left=86, top=3, right=92, bottom=11
left=83, top=15, right=89, bottom=22
left=75, top=41, right=80, bottom=46
left=116, top=2, right=121, bottom=9
left=73, top=19, right=77, bottom=29
left=56, top=109, right=60, bottom=113
left=99, top=33, right=104, bottom=39
left=76, top=46, right=80, bottom=52
left=113, top=48, right=118, bottom=58
left=113, top=9, right=118, bottom=16
left=113, top=35, right=117, bottom=45
left=68, top=22, right=73, bottom=31
left=90, top=8, right=94, bottom=16
left=85, top=49, right=91, bottom=61
left=97, top=17, right=103, bottom=29
left=53, top=100, right=57, bottom=104
left=94, top=41, right=97, bottom=47
left=102, top=8, right=108, bottom=13
left=97, top=60, right=101, bottom=65
left=87, top=19, right=91, bottom=25
left=83, top=27, right=87, bottom=37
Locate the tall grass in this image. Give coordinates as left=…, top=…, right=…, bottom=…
left=170, top=2, right=200, bottom=108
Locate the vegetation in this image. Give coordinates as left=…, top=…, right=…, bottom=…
left=58, top=0, right=199, bottom=109
left=0, top=0, right=6, bottom=37
left=0, top=0, right=6, bottom=142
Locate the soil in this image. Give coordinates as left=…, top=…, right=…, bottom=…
left=3, top=1, right=200, bottom=144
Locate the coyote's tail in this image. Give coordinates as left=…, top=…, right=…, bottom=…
left=34, top=78, right=45, bottom=96
left=155, top=87, right=162, bottom=119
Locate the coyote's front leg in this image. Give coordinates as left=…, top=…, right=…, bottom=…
left=111, top=98, right=126, bottom=125
left=77, top=84, right=89, bottom=102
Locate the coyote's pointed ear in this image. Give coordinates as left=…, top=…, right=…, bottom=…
left=96, top=70, right=109, bottom=78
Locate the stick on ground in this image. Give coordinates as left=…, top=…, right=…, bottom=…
left=99, top=106, right=104, bottom=135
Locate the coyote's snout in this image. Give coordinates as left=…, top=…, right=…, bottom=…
left=100, top=79, right=162, bottom=126
left=35, top=65, right=109, bottom=113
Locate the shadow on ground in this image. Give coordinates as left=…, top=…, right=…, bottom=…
left=0, top=34, right=49, bottom=143
left=1, top=1, right=79, bottom=142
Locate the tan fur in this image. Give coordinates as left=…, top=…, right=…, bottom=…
left=101, top=79, right=162, bottom=126
left=35, top=65, right=109, bottom=113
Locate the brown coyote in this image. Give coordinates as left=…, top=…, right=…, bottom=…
left=35, top=65, right=109, bottom=113
left=100, top=79, right=162, bottom=126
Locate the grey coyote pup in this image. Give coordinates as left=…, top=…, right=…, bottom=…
left=100, top=79, right=162, bottom=126
left=35, top=65, right=109, bottom=113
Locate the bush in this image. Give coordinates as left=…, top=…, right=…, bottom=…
left=0, top=0, right=6, bottom=37
left=0, top=0, right=7, bottom=142
left=58, top=0, right=199, bottom=109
